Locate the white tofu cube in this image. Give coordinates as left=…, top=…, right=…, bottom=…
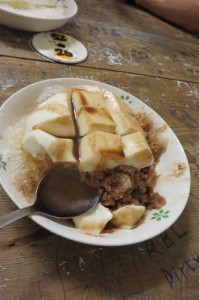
left=25, top=92, right=75, bottom=138
left=102, top=89, right=133, bottom=114
left=22, top=129, right=76, bottom=163
left=73, top=203, right=113, bottom=235
left=122, top=132, right=154, bottom=169
left=106, top=110, right=143, bottom=136
left=79, top=131, right=125, bottom=172
left=72, top=89, right=104, bottom=114
left=77, top=107, right=115, bottom=137
left=112, top=204, right=145, bottom=229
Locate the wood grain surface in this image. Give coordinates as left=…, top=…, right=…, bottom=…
left=0, top=0, right=199, bottom=299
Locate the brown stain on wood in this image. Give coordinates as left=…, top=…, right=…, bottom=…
left=0, top=230, right=52, bottom=250
left=185, top=149, right=196, bottom=164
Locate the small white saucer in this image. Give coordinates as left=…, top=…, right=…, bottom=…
left=31, top=32, right=88, bottom=64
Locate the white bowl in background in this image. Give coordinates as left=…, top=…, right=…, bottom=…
left=0, top=0, right=78, bottom=32
left=0, top=78, right=191, bottom=246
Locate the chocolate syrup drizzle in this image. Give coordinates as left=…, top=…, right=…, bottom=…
left=70, top=98, right=80, bottom=162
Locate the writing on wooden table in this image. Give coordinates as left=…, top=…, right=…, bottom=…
left=162, top=255, right=199, bottom=288
left=144, top=226, right=199, bottom=288
left=145, top=226, right=188, bottom=259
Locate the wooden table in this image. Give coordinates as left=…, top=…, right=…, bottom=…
left=0, top=1, right=199, bottom=299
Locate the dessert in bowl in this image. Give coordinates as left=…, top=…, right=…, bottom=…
left=0, top=78, right=190, bottom=246
left=0, top=0, right=78, bottom=32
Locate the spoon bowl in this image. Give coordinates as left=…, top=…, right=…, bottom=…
left=0, top=165, right=99, bottom=228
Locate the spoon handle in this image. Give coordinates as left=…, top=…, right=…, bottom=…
left=0, top=205, right=37, bottom=229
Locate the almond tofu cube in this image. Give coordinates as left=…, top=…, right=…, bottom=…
left=73, top=203, right=113, bottom=234
left=38, top=91, right=71, bottom=106
left=122, top=132, right=154, bottom=169
left=77, top=108, right=115, bottom=137
left=79, top=131, right=125, bottom=172
left=72, top=89, right=104, bottom=114
left=111, top=204, right=145, bottom=229
left=105, top=109, right=143, bottom=136
left=25, top=92, right=75, bottom=138
left=79, top=132, right=101, bottom=172
left=48, top=138, right=76, bottom=163
left=35, top=113, right=75, bottom=138
left=22, top=129, right=55, bottom=158
left=102, top=89, right=133, bottom=114
left=22, top=129, right=76, bottom=163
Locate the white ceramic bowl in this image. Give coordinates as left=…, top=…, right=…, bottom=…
left=0, top=78, right=191, bottom=246
left=0, top=0, right=78, bottom=32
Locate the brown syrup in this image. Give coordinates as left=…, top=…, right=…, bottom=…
left=84, top=107, right=98, bottom=114
left=79, top=91, right=88, bottom=105
left=70, top=98, right=80, bottom=162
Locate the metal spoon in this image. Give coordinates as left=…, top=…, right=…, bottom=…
left=0, top=165, right=99, bottom=229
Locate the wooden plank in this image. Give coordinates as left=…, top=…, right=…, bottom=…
left=0, top=0, right=199, bottom=82
left=77, top=0, right=199, bottom=44
left=1, top=56, right=199, bottom=130
left=0, top=57, right=199, bottom=299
